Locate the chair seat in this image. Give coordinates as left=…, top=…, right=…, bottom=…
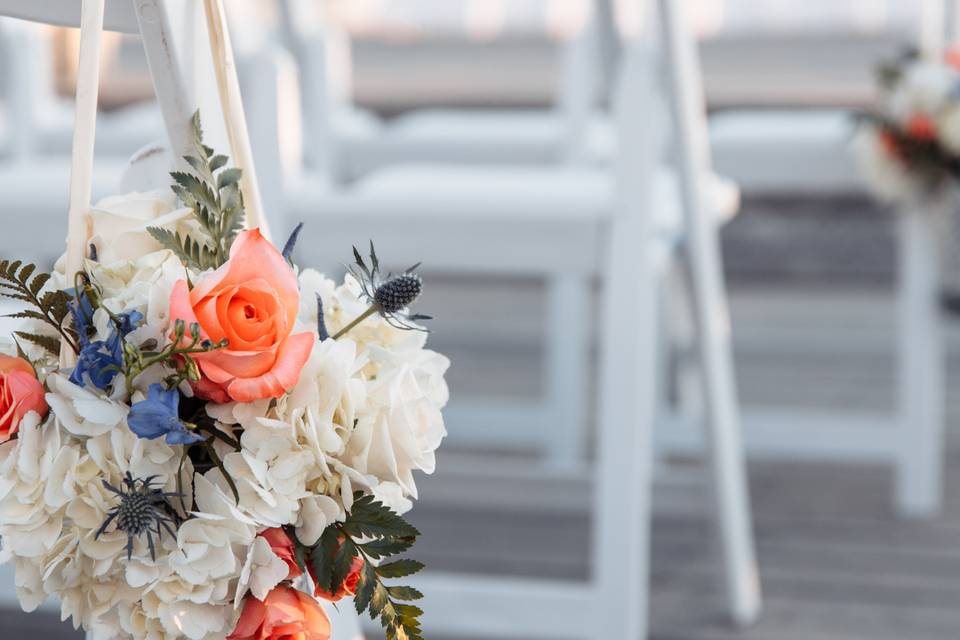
left=0, top=158, right=126, bottom=262
left=32, top=101, right=166, bottom=158
left=341, top=108, right=613, bottom=178
left=709, top=109, right=862, bottom=194
left=286, top=164, right=738, bottom=275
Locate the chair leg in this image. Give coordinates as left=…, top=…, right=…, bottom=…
left=679, top=242, right=761, bottom=627
left=895, top=207, right=945, bottom=519
left=591, top=231, right=657, bottom=640
left=544, top=272, right=590, bottom=471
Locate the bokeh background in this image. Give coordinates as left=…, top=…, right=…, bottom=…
left=2, top=1, right=960, bottom=639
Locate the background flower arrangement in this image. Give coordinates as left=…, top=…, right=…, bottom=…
left=854, top=48, right=960, bottom=203
left=0, top=114, right=448, bottom=640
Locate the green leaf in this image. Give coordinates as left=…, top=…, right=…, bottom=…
left=15, top=331, right=60, bottom=356
left=375, top=559, right=424, bottom=579
left=0, top=263, right=78, bottom=353
left=309, top=526, right=342, bottom=596
left=369, top=582, right=390, bottom=619
left=386, top=586, right=423, bottom=601
left=217, top=168, right=242, bottom=190
left=353, top=560, right=377, bottom=614
left=359, top=536, right=415, bottom=560
left=329, top=536, right=358, bottom=595
left=342, top=493, right=420, bottom=540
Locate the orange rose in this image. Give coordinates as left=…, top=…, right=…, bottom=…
left=169, top=229, right=315, bottom=403
left=229, top=585, right=331, bottom=640
left=0, top=355, right=47, bottom=442
left=259, top=528, right=302, bottom=580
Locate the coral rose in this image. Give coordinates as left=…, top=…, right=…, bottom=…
left=229, top=585, right=331, bottom=640
left=169, top=229, right=315, bottom=402
left=259, top=528, right=303, bottom=580
left=0, top=354, right=47, bottom=443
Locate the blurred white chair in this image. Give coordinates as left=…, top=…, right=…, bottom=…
left=277, top=0, right=607, bottom=181
left=0, top=17, right=165, bottom=160
left=238, top=0, right=760, bottom=636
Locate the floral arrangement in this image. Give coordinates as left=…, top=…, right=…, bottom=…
left=0, top=115, right=448, bottom=640
left=854, top=48, right=960, bottom=203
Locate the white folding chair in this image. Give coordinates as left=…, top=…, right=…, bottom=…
left=277, top=0, right=608, bottom=182
left=238, top=0, right=761, bottom=635
left=0, top=16, right=165, bottom=159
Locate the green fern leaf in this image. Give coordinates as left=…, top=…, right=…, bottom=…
left=15, top=331, right=60, bottom=356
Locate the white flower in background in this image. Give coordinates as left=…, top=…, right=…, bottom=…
left=886, top=61, right=956, bottom=124
left=938, top=103, right=960, bottom=154
left=852, top=124, right=917, bottom=203
left=88, top=191, right=194, bottom=264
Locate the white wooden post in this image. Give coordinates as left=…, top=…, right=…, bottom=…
left=592, top=37, right=658, bottom=639
left=132, top=0, right=196, bottom=163
left=895, top=206, right=945, bottom=517
left=556, top=1, right=601, bottom=164
left=203, top=0, right=271, bottom=239
left=659, top=0, right=761, bottom=625
left=60, top=0, right=105, bottom=369
left=920, top=0, right=946, bottom=57
left=544, top=272, right=590, bottom=470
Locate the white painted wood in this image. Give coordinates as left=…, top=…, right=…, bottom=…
left=203, top=0, right=270, bottom=239
left=920, top=0, right=947, bottom=56
left=60, top=0, right=105, bottom=369
left=0, top=0, right=139, bottom=32
left=592, top=35, right=659, bottom=639
left=556, top=2, right=601, bottom=164
left=895, top=206, right=945, bottom=518
left=544, top=273, right=590, bottom=470
left=659, top=409, right=903, bottom=461
left=659, top=0, right=761, bottom=626
left=133, top=0, right=196, bottom=164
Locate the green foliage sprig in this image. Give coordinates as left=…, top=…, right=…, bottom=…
left=0, top=260, right=77, bottom=355
left=119, top=318, right=228, bottom=396
left=149, top=112, right=245, bottom=271
left=309, top=493, right=425, bottom=640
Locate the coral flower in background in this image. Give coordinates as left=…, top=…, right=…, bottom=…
left=169, top=229, right=315, bottom=403
left=0, top=354, right=47, bottom=442
left=229, top=585, right=331, bottom=640
left=906, top=114, right=938, bottom=141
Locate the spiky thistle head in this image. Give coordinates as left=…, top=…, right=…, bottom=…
left=96, top=472, right=182, bottom=561
left=347, top=242, right=431, bottom=332
left=375, top=273, right=422, bottom=313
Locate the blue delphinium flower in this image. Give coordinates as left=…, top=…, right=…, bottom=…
left=128, top=384, right=203, bottom=445
left=69, top=308, right=143, bottom=391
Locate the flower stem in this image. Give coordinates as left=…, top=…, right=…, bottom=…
left=332, top=304, right=380, bottom=340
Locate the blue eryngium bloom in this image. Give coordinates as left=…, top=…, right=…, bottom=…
left=69, top=309, right=143, bottom=391
left=128, top=384, right=203, bottom=445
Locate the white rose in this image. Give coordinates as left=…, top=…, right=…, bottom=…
left=88, top=190, right=193, bottom=264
